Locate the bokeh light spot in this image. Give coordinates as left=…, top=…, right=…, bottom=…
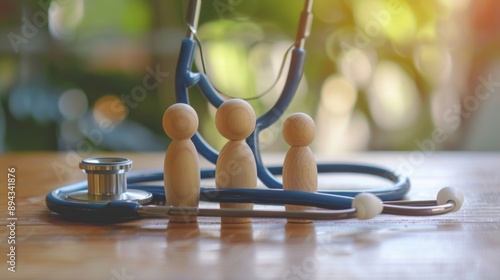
left=368, top=61, right=421, bottom=131
left=58, top=89, right=88, bottom=120
left=414, top=44, right=452, bottom=83
left=49, top=0, right=85, bottom=40
left=320, top=75, right=358, bottom=116
left=340, top=48, right=377, bottom=88
left=314, top=0, right=346, bottom=24
left=438, top=0, right=471, bottom=11
left=93, top=95, right=128, bottom=128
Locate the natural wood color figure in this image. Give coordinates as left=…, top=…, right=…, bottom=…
left=282, top=113, right=318, bottom=223
left=163, top=103, right=200, bottom=223
left=215, top=99, right=257, bottom=223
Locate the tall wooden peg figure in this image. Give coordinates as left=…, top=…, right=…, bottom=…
left=163, top=103, right=200, bottom=223
left=282, top=113, right=318, bottom=223
left=215, top=99, right=257, bottom=223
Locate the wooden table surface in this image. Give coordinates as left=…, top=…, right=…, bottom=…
left=0, top=152, right=499, bottom=280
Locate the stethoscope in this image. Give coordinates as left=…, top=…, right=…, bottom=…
left=45, top=0, right=464, bottom=222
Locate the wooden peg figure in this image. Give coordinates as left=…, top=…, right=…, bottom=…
left=215, top=99, right=257, bottom=223
left=282, top=113, right=318, bottom=223
left=163, top=103, right=200, bottom=223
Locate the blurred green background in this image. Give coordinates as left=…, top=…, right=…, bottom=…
left=1, top=0, right=500, bottom=154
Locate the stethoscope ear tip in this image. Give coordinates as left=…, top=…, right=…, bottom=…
left=352, top=193, right=384, bottom=220
left=437, top=187, right=464, bottom=212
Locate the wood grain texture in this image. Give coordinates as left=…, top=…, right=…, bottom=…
left=215, top=99, right=257, bottom=224
left=282, top=113, right=315, bottom=147
left=0, top=152, right=499, bottom=280
left=283, top=146, right=318, bottom=223
left=216, top=141, right=257, bottom=224
left=215, top=99, right=256, bottom=141
left=163, top=103, right=200, bottom=223
left=164, top=140, right=200, bottom=223
left=283, top=113, right=317, bottom=223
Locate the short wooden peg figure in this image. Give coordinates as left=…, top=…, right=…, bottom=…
left=163, top=103, right=200, bottom=223
left=215, top=99, right=257, bottom=223
left=282, top=112, right=318, bottom=223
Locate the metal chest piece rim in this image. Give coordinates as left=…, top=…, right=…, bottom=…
left=67, top=157, right=152, bottom=204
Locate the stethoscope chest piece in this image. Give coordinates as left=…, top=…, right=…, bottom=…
left=67, top=157, right=153, bottom=204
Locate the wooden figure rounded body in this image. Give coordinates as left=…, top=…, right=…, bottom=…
left=216, top=141, right=257, bottom=223
left=215, top=99, right=257, bottom=223
left=164, top=139, right=200, bottom=223
left=163, top=103, right=200, bottom=223
left=282, top=113, right=318, bottom=223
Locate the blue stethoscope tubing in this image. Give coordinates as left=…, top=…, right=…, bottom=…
left=46, top=163, right=409, bottom=221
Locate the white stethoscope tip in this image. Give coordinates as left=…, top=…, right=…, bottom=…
left=437, top=187, right=464, bottom=212
left=352, top=193, right=384, bottom=220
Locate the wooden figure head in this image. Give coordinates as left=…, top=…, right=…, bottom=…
left=215, top=99, right=256, bottom=141
left=163, top=103, right=199, bottom=140
left=282, top=113, right=315, bottom=147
